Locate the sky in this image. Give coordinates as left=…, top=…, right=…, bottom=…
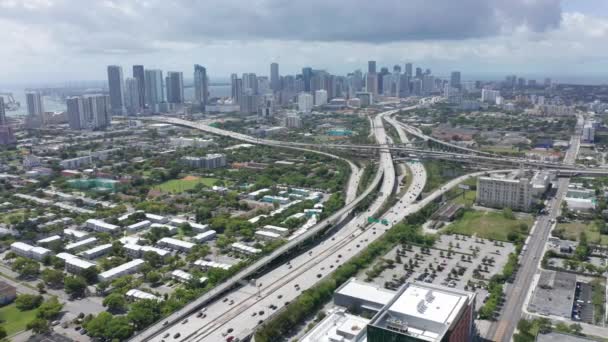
left=1, top=0, right=608, bottom=85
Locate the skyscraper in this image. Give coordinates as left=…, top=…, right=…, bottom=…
left=450, top=71, right=462, bottom=89
left=124, top=78, right=140, bottom=115
left=0, top=97, right=6, bottom=125
left=132, top=65, right=146, bottom=109
left=231, top=74, right=241, bottom=103
left=107, top=65, right=125, bottom=115
left=242, top=73, right=258, bottom=95
left=194, top=64, right=209, bottom=109
left=302, top=67, right=313, bottom=92
left=378, top=67, right=389, bottom=95
left=415, top=67, right=423, bottom=78
left=144, top=69, right=164, bottom=108
left=270, top=63, right=280, bottom=92
left=166, top=72, right=184, bottom=104
left=366, top=72, right=378, bottom=98
left=368, top=61, right=377, bottom=74
left=67, top=95, right=111, bottom=130
left=26, top=92, right=44, bottom=116
left=405, top=63, right=413, bottom=77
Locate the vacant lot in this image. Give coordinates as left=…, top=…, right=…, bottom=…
left=0, top=303, right=37, bottom=336
left=555, top=221, right=608, bottom=246
left=443, top=210, right=533, bottom=241
left=154, top=176, right=219, bottom=193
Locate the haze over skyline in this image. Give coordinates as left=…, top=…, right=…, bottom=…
left=2, top=0, right=608, bottom=84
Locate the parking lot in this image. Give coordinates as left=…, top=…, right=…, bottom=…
left=573, top=282, right=594, bottom=323
left=362, top=234, right=515, bottom=310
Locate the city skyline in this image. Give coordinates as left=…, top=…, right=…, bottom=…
left=1, top=0, right=608, bottom=84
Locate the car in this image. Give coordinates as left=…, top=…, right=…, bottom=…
left=164, top=333, right=170, bottom=338
left=277, top=294, right=283, bottom=299
left=174, top=333, right=181, bottom=339
left=80, top=329, right=87, bottom=335
left=51, top=320, right=60, bottom=326
left=223, top=297, right=229, bottom=302
left=226, top=337, right=235, bottom=342
left=258, top=320, right=264, bottom=325
left=197, top=312, right=203, bottom=318
left=252, top=312, right=257, bottom=317
left=75, top=326, right=82, bottom=331
left=182, top=319, right=188, bottom=324
left=259, top=310, right=265, bottom=315
left=227, top=328, right=234, bottom=333
left=317, top=273, right=322, bottom=278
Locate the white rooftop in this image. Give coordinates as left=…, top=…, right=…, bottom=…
left=336, top=279, right=395, bottom=307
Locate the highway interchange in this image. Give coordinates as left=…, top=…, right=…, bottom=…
left=132, top=105, right=597, bottom=342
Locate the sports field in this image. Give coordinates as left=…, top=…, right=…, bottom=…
left=154, top=176, right=219, bottom=193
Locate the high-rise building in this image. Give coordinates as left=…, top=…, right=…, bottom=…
left=378, top=67, right=389, bottom=95
left=481, top=89, right=500, bottom=103
left=166, top=72, right=184, bottom=104
left=368, top=61, right=376, bottom=74
left=107, top=65, right=125, bottom=115
left=67, top=95, right=111, bottom=130
left=366, top=73, right=378, bottom=97
left=26, top=92, right=44, bottom=116
left=298, top=92, right=313, bottom=113
left=231, top=76, right=243, bottom=104
left=0, top=97, right=6, bottom=125
left=270, top=63, right=280, bottom=92
left=405, top=63, right=413, bottom=77
left=240, top=93, right=259, bottom=115
left=194, top=64, right=209, bottom=108
left=302, top=67, right=313, bottom=92
left=314, top=89, right=328, bottom=106
left=124, top=78, right=140, bottom=116
left=257, top=76, right=271, bottom=95
left=415, top=67, right=423, bottom=78
left=450, top=71, right=462, bottom=89
left=242, top=73, right=258, bottom=95
left=477, top=174, right=533, bottom=212
left=144, top=69, right=164, bottom=108
left=132, top=65, right=146, bottom=109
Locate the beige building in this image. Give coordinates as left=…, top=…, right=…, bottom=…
left=476, top=174, right=533, bottom=212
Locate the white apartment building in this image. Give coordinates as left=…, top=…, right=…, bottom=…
left=10, top=242, right=52, bottom=261
left=315, top=90, right=328, bottom=106
left=86, top=219, right=121, bottom=233
left=98, top=259, right=144, bottom=282
left=285, top=115, right=302, bottom=129
left=476, top=174, right=533, bottom=212
left=298, top=92, right=313, bottom=113
left=481, top=89, right=500, bottom=104
left=157, top=237, right=195, bottom=252
left=80, top=243, right=113, bottom=259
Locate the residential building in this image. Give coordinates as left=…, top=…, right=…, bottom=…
left=107, top=65, right=125, bottom=115
left=80, top=243, right=113, bottom=259
left=98, top=259, right=144, bottom=282
left=476, top=174, right=533, bottom=212
left=0, top=98, right=16, bottom=145
left=59, top=155, right=92, bottom=169
left=157, top=237, right=195, bottom=252
left=181, top=154, right=226, bottom=169
left=270, top=63, right=280, bottom=92
left=166, top=71, right=184, bottom=104
left=85, top=219, right=121, bottom=233
left=63, top=228, right=90, bottom=241
left=25, top=92, right=44, bottom=127
left=315, top=89, right=328, bottom=106
left=123, top=244, right=171, bottom=259
left=144, top=69, right=164, bottom=108
left=450, top=71, right=462, bottom=89
left=298, top=92, right=313, bottom=113
left=132, top=65, right=146, bottom=109
left=65, top=237, right=98, bottom=252
left=255, top=230, right=282, bottom=241
left=126, top=289, right=162, bottom=302
left=171, top=270, right=208, bottom=285
left=481, top=88, right=500, bottom=103
left=63, top=254, right=96, bottom=274
left=193, top=230, right=217, bottom=243
left=37, top=235, right=62, bottom=246
left=124, top=77, right=141, bottom=115
left=285, top=115, right=302, bottom=129
left=194, top=64, right=209, bottom=109
left=127, top=220, right=151, bottom=233
left=231, top=242, right=261, bottom=255
left=10, top=242, right=51, bottom=261
left=194, top=259, right=232, bottom=271
left=582, top=123, right=595, bottom=143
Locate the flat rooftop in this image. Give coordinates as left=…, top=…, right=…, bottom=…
left=529, top=270, right=576, bottom=318
left=336, top=278, right=395, bottom=309
left=301, top=308, right=369, bottom=342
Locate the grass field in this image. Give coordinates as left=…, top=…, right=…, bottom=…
left=443, top=210, right=533, bottom=241
left=556, top=221, right=608, bottom=246
left=0, top=303, right=37, bottom=336
left=154, top=176, right=219, bottom=193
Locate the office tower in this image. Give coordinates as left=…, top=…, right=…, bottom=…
left=405, top=63, right=413, bottom=77
left=399, top=74, right=410, bottom=98
left=422, top=74, right=434, bottom=95
left=314, top=89, right=328, bottom=106
left=107, top=65, right=125, bottom=115
left=450, top=71, right=462, bottom=89
left=194, top=64, right=209, bottom=109
left=144, top=69, right=164, bottom=108
left=231, top=73, right=239, bottom=99
left=166, top=72, right=184, bottom=104
left=298, top=92, right=313, bottom=113
left=517, top=77, right=526, bottom=89
left=242, top=73, right=258, bottom=95
left=393, top=65, right=402, bottom=73
left=270, top=63, right=280, bottom=92
left=415, top=67, right=422, bottom=78
left=366, top=72, right=378, bottom=98
left=368, top=61, right=376, bottom=74
left=544, top=78, right=552, bottom=87
left=0, top=97, right=5, bottom=125
left=124, top=78, right=140, bottom=115
left=132, top=65, right=146, bottom=109
left=258, top=94, right=274, bottom=118
left=26, top=92, right=44, bottom=116
left=302, top=67, right=313, bottom=92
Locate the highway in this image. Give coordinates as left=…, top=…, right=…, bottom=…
left=146, top=108, right=403, bottom=341
left=486, top=115, right=583, bottom=342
